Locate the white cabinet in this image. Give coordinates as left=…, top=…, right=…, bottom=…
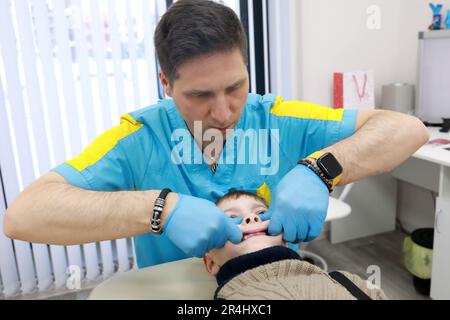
left=431, top=167, right=450, bottom=299
left=391, top=136, right=450, bottom=299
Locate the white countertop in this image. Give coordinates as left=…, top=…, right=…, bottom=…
left=413, top=127, right=450, bottom=167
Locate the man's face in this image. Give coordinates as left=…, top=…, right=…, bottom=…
left=203, top=195, right=285, bottom=276
left=159, top=49, right=249, bottom=149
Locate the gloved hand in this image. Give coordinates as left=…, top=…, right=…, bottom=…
left=260, top=164, right=329, bottom=243
left=163, top=194, right=243, bottom=257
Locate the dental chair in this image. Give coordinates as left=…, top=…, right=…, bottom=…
left=89, top=257, right=216, bottom=300
left=326, top=182, right=354, bottom=223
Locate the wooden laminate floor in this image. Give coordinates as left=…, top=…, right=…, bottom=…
left=305, top=229, right=430, bottom=300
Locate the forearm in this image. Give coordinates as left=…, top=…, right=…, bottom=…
left=323, top=110, right=429, bottom=185
left=4, top=173, right=179, bottom=245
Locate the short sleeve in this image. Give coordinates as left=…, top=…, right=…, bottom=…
left=269, top=96, right=358, bottom=161
left=51, top=114, right=153, bottom=191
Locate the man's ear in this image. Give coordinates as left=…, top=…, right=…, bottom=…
left=158, top=70, right=172, bottom=97
left=203, top=254, right=221, bottom=276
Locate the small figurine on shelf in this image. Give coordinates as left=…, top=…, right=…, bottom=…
left=445, top=10, right=450, bottom=29
left=428, top=3, right=443, bottom=30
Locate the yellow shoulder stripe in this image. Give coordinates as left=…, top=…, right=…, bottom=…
left=256, top=182, right=272, bottom=206
left=67, top=114, right=143, bottom=172
left=270, top=96, right=344, bottom=121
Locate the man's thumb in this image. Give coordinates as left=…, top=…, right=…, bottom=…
left=227, top=221, right=243, bottom=244
left=268, top=216, right=283, bottom=236
left=231, top=216, right=243, bottom=225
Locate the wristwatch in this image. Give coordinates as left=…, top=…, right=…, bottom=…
left=306, top=151, right=343, bottom=187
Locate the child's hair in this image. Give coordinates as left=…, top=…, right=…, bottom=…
left=216, top=190, right=268, bottom=207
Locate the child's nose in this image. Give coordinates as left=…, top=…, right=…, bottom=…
left=243, top=214, right=261, bottom=225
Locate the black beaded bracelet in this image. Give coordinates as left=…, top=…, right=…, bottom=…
left=150, top=188, right=172, bottom=235
left=298, top=159, right=333, bottom=193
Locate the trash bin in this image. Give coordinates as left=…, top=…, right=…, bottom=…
left=402, top=228, right=434, bottom=296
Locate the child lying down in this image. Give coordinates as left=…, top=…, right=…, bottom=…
left=203, top=190, right=387, bottom=300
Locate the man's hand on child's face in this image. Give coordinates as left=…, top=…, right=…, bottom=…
left=260, top=164, right=329, bottom=243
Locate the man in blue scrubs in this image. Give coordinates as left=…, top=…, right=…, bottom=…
left=4, top=0, right=429, bottom=268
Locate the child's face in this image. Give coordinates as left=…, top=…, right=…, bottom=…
left=203, top=195, right=285, bottom=276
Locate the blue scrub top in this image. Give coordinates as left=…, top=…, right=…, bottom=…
left=52, top=93, right=358, bottom=268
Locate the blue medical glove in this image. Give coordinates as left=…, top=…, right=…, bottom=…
left=163, top=194, right=243, bottom=257
left=260, top=164, right=329, bottom=243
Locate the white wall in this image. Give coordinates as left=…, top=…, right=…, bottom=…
left=297, top=0, right=450, bottom=106
left=296, top=0, right=450, bottom=233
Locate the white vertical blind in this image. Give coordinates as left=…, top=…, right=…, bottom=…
left=0, top=0, right=42, bottom=294
left=106, top=0, right=127, bottom=117
left=125, top=1, right=141, bottom=109
left=82, top=0, right=116, bottom=278
left=106, top=0, right=128, bottom=273
left=71, top=0, right=100, bottom=144
left=15, top=0, right=61, bottom=292
left=0, top=0, right=165, bottom=297
left=141, top=0, right=160, bottom=106
left=32, top=0, right=84, bottom=279
left=0, top=79, right=21, bottom=297
left=88, top=0, right=113, bottom=130
left=66, top=0, right=101, bottom=280
left=53, top=0, right=99, bottom=282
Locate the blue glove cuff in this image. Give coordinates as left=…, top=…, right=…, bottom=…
left=296, top=162, right=332, bottom=193
left=163, top=193, right=185, bottom=232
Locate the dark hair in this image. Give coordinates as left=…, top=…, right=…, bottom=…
left=216, top=190, right=268, bottom=207
left=154, top=0, right=248, bottom=84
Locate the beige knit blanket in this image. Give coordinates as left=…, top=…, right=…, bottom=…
left=216, top=259, right=387, bottom=300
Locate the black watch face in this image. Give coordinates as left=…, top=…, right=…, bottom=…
left=317, top=153, right=343, bottom=179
